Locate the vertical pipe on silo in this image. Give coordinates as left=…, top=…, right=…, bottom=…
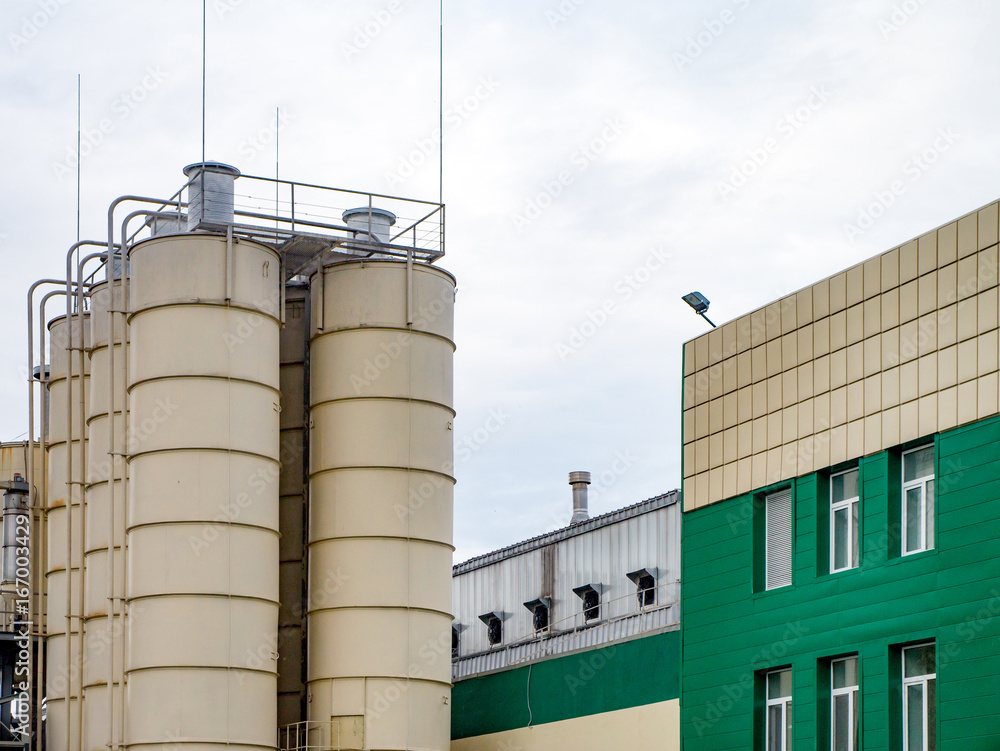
left=45, top=312, right=90, bottom=751
left=124, top=234, right=280, bottom=751
left=307, top=259, right=455, bottom=751
left=83, top=279, right=126, bottom=751
left=277, top=284, right=308, bottom=728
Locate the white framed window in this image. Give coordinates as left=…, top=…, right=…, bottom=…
left=766, top=668, right=793, bottom=751
left=830, top=468, right=860, bottom=573
left=902, top=643, right=936, bottom=751
left=831, top=655, right=859, bottom=751
left=902, top=446, right=935, bottom=555
left=765, top=488, right=793, bottom=590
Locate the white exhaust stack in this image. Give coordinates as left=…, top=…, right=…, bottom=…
left=569, top=471, right=591, bottom=524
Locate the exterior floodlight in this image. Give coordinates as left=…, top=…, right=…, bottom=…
left=682, top=291, right=716, bottom=328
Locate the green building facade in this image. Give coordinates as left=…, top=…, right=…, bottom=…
left=681, top=201, right=1000, bottom=749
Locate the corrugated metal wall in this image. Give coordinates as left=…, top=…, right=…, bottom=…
left=452, top=495, right=680, bottom=673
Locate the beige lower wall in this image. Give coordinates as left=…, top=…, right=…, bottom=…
left=451, top=698, right=679, bottom=751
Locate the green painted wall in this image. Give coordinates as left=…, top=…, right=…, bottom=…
left=681, top=415, right=1000, bottom=749
left=452, top=628, right=680, bottom=739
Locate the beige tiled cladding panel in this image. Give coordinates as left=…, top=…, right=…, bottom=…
left=782, top=371, right=798, bottom=408
left=900, top=360, right=919, bottom=404
left=781, top=297, right=797, bottom=335
left=979, top=373, right=999, bottom=418
left=938, top=386, right=958, bottom=432
left=721, top=322, right=737, bottom=360
left=958, top=214, right=978, bottom=258
left=813, top=278, right=830, bottom=318
left=737, top=350, right=752, bottom=389
left=882, top=288, right=900, bottom=330
left=814, top=354, right=831, bottom=393
left=847, top=305, right=864, bottom=346
left=847, top=265, right=864, bottom=307
left=900, top=240, right=919, bottom=283
left=684, top=340, right=696, bottom=376
left=847, top=381, right=865, bottom=422
left=938, top=263, right=957, bottom=308
left=978, top=331, right=998, bottom=377
left=939, top=222, right=957, bottom=265
left=918, top=232, right=937, bottom=276
left=864, top=257, right=881, bottom=300
left=882, top=248, right=900, bottom=292
left=917, top=314, right=937, bottom=356
left=752, top=345, right=767, bottom=383
left=814, top=317, right=830, bottom=357
left=798, top=362, right=814, bottom=401
left=798, top=325, right=814, bottom=363
left=723, top=358, right=738, bottom=393
left=980, top=204, right=999, bottom=248
left=938, top=305, right=958, bottom=349
left=958, top=339, right=978, bottom=384
left=830, top=273, right=847, bottom=313
left=979, top=287, right=999, bottom=334
left=682, top=200, right=1000, bottom=511
left=796, top=288, right=813, bottom=327
left=864, top=298, right=881, bottom=339
left=958, top=381, right=978, bottom=425
left=765, top=302, right=781, bottom=341
left=919, top=353, right=938, bottom=397
left=938, top=345, right=957, bottom=390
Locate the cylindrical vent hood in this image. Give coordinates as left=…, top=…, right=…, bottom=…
left=342, top=206, right=397, bottom=246
left=183, top=161, right=240, bottom=231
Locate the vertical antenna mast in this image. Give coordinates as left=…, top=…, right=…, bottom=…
left=275, top=106, right=280, bottom=235
left=202, top=0, right=207, bottom=166
left=76, top=74, right=81, bottom=248
left=439, top=0, right=443, bottom=206
left=201, top=0, right=207, bottom=201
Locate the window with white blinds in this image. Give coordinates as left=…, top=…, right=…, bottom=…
left=765, top=488, right=793, bottom=590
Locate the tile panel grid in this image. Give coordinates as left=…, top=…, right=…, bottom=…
left=682, top=201, right=1000, bottom=510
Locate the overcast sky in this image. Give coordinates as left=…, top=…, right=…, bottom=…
left=2, top=0, right=998, bottom=563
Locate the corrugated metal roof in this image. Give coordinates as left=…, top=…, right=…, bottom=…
left=452, top=609, right=679, bottom=680
left=452, top=489, right=680, bottom=575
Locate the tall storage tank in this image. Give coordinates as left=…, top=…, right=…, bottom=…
left=125, top=235, right=280, bottom=751
left=307, top=259, right=455, bottom=751
left=46, top=312, right=90, bottom=751
left=278, top=284, right=308, bottom=728
left=84, top=279, right=127, bottom=751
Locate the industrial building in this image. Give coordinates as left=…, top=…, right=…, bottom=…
left=680, top=200, right=1000, bottom=748
left=450, top=475, right=681, bottom=750
left=16, top=163, right=454, bottom=751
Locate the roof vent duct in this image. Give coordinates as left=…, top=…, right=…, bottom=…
left=569, top=471, right=591, bottom=524
left=183, top=161, right=240, bottom=231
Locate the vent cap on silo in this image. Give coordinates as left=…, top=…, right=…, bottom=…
left=145, top=212, right=188, bottom=238
left=183, top=161, right=240, bottom=231
left=342, top=206, right=397, bottom=246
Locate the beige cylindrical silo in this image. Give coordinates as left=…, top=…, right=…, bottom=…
left=83, top=279, right=127, bottom=751
left=46, top=312, right=90, bottom=751
left=125, top=235, right=281, bottom=751
left=307, top=260, right=455, bottom=751
left=277, top=283, right=308, bottom=728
